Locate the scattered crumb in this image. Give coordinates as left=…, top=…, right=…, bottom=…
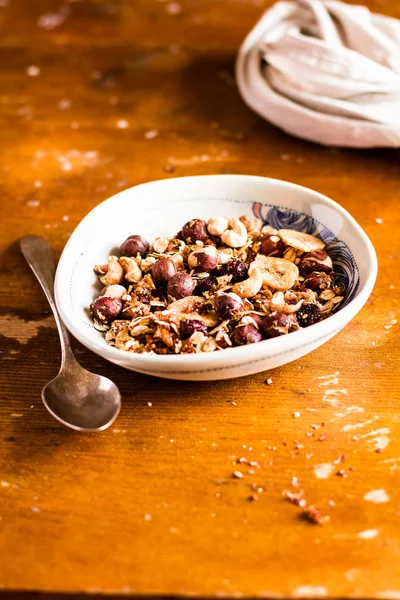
left=116, top=119, right=129, bottom=129
left=333, top=454, right=346, bottom=465
left=144, top=513, right=152, bottom=521
left=314, top=463, right=334, bottom=479
left=358, top=528, right=379, bottom=539
left=248, top=494, right=258, bottom=501
left=164, top=163, right=175, bottom=173
left=311, top=424, right=319, bottom=430
left=233, top=471, right=243, bottom=479
left=62, top=215, right=69, bottom=222
left=266, top=378, right=273, bottom=385
left=302, top=505, right=330, bottom=525
left=291, top=477, right=299, bottom=487
left=144, top=129, right=159, bottom=139
left=336, top=469, right=348, bottom=478
left=283, top=489, right=306, bottom=507
left=293, top=585, right=328, bottom=597
left=319, top=434, right=327, bottom=441
left=1, top=481, right=10, bottom=488
left=71, top=121, right=80, bottom=129
left=251, top=483, right=264, bottom=493
left=33, top=180, right=42, bottom=188
left=11, top=413, right=23, bottom=417
left=26, top=65, right=40, bottom=77
left=328, top=500, right=336, bottom=507
left=364, top=489, right=389, bottom=503
left=237, top=457, right=247, bottom=464
left=147, top=402, right=152, bottom=407
left=58, top=99, right=71, bottom=110
left=37, top=8, right=68, bottom=29
left=293, top=411, right=301, bottom=418
left=30, top=507, right=40, bottom=513
left=375, top=218, right=383, bottom=224
left=27, top=200, right=40, bottom=207
left=166, top=2, right=182, bottom=14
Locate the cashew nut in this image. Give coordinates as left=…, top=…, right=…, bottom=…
left=100, top=256, right=124, bottom=285
left=100, top=284, right=127, bottom=300
left=232, top=267, right=263, bottom=298
left=207, top=216, right=228, bottom=237
left=261, top=225, right=278, bottom=235
left=119, top=256, right=142, bottom=283
left=270, top=291, right=303, bottom=314
left=217, top=247, right=233, bottom=264
left=221, top=218, right=248, bottom=248
left=239, top=215, right=262, bottom=233
left=140, top=256, right=157, bottom=273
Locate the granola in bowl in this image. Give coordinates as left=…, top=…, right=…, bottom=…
left=89, top=216, right=346, bottom=355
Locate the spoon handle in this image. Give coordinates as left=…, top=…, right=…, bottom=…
left=20, top=235, right=77, bottom=368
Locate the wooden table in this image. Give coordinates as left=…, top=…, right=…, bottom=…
left=1, top=0, right=400, bottom=598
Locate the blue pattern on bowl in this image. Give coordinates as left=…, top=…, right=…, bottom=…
left=252, top=202, right=360, bottom=308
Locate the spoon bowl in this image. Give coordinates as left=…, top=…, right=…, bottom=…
left=42, top=370, right=121, bottom=432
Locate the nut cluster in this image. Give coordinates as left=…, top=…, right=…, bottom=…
left=89, top=216, right=345, bottom=354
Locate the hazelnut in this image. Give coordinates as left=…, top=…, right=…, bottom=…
left=220, top=258, right=249, bottom=283
left=260, top=234, right=284, bottom=257
left=299, top=250, right=333, bottom=275
left=240, top=313, right=264, bottom=330
left=262, top=312, right=297, bottom=337
left=304, top=271, right=331, bottom=293
left=232, top=324, right=263, bottom=346
left=297, top=303, right=321, bottom=327
left=181, top=318, right=208, bottom=338
left=168, top=272, right=195, bottom=299
left=151, top=257, right=177, bottom=286
left=180, top=219, right=208, bottom=243
left=214, top=292, right=244, bottom=320
left=90, top=297, right=122, bottom=323
left=188, top=245, right=219, bottom=272
left=120, top=235, right=149, bottom=258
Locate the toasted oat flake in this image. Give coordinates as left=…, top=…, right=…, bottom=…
left=302, top=505, right=330, bottom=525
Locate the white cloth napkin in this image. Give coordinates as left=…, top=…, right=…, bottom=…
left=236, top=0, right=400, bottom=147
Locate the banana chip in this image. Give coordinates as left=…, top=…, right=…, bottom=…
left=250, top=255, right=299, bottom=291
left=278, top=229, right=325, bottom=252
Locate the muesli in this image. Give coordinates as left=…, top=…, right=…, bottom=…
left=89, top=216, right=345, bottom=355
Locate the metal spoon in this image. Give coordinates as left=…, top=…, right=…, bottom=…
left=20, top=235, right=121, bottom=431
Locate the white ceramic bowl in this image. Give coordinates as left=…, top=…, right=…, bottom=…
left=55, top=175, right=377, bottom=381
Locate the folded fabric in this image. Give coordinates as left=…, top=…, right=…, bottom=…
left=236, top=0, right=400, bottom=147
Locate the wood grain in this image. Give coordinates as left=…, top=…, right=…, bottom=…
left=0, top=0, right=399, bottom=598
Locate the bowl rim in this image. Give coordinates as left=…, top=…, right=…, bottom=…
left=55, top=174, right=378, bottom=370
